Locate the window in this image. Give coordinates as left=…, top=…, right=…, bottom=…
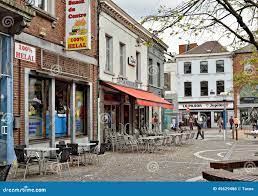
left=164, top=73, right=171, bottom=91
left=119, top=42, right=126, bottom=76
left=157, top=62, right=160, bottom=87
left=200, top=81, right=208, bottom=96
left=148, top=58, right=153, bottom=85
left=34, top=0, right=54, bottom=14
left=200, top=61, right=208, bottom=73
left=136, top=52, right=141, bottom=81
left=216, top=81, right=225, bottom=95
left=184, top=82, right=192, bottom=97
left=105, top=35, right=113, bottom=72
left=216, top=60, right=224, bottom=73
left=184, top=62, right=192, bottom=74
left=75, top=85, right=87, bottom=135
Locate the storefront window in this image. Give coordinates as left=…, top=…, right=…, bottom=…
left=29, top=78, right=44, bottom=139
left=214, top=111, right=223, bottom=123
left=75, top=85, right=87, bottom=135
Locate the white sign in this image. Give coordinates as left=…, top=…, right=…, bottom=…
left=15, top=42, right=36, bottom=63
left=128, top=56, right=137, bottom=67
left=65, top=0, right=91, bottom=50
left=179, top=102, right=234, bottom=110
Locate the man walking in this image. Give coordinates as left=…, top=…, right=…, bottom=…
left=195, top=119, right=204, bottom=140
left=229, top=116, right=234, bottom=130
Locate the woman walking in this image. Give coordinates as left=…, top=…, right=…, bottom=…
left=217, top=117, right=223, bottom=133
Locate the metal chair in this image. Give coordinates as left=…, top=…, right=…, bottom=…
left=67, top=143, right=83, bottom=167
left=14, top=148, right=40, bottom=180
left=44, top=147, right=71, bottom=176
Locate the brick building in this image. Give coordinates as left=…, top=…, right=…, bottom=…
left=11, top=0, right=98, bottom=147
left=233, top=45, right=258, bottom=127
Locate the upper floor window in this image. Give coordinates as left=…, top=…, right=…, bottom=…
left=184, top=62, right=192, bottom=74
left=216, top=80, right=225, bottom=95
left=200, top=81, right=208, bottom=96
left=136, top=52, right=141, bottom=81
left=164, top=73, right=171, bottom=91
left=148, top=58, right=153, bottom=85
left=105, top=35, right=113, bottom=72
left=119, top=42, right=126, bottom=76
left=157, top=62, right=161, bottom=87
left=200, top=61, right=208, bottom=73
left=184, top=82, right=192, bottom=97
left=34, top=0, right=55, bottom=15
left=216, top=60, right=224, bottom=73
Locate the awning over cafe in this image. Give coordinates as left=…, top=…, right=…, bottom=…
left=104, top=82, right=173, bottom=109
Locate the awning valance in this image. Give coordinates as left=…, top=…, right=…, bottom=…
left=103, top=82, right=173, bottom=109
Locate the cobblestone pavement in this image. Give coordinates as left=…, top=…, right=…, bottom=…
left=8, top=129, right=258, bottom=182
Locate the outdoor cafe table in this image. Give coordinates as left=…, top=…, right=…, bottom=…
left=139, top=136, right=165, bottom=153
left=24, top=147, right=59, bottom=175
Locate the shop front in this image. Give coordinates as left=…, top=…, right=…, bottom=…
left=238, top=85, right=258, bottom=127
left=99, top=82, right=173, bottom=142
left=25, top=71, right=92, bottom=146
left=179, top=102, right=234, bottom=128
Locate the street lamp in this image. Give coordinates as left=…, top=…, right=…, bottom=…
left=220, top=92, right=231, bottom=141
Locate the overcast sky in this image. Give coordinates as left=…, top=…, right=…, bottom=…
left=112, top=0, right=231, bottom=54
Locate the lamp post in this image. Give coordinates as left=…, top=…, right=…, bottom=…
left=220, top=92, right=230, bottom=141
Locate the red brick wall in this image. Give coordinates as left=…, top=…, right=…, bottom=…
left=179, top=43, right=198, bottom=54
left=13, top=0, right=99, bottom=144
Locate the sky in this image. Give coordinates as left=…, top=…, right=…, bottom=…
left=112, top=0, right=232, bottom=54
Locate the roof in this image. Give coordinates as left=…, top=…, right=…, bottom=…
left=182, top=41, right=228, bottom=55
left=234, top=44, right=256, bottom=54
left=100, top=0, right=168, bottom=50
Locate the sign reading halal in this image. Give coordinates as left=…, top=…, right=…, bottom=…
left=65, top=0, right=91, bottom=50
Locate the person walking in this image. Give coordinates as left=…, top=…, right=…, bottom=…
left=195, top=119, right=204, bottom=140
left=229, top=116, right=234, bottom=130
left=217, top=117, right=223, bottom=133
left=189, top=116, right=194, bottom=131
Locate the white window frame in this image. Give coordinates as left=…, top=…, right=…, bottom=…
left=119, top=42, right=126, bottom=76
left=34, top=0, right=55, bottom=15
left=105, top=35, right=113, bottom=72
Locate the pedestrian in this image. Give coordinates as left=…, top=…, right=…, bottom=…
left=189, top=116, right=194, bottom=131
left=229, top=116, right=234, bottom=130
left=234, top=116, right=239, bottom=129
left=195, top=119, right=204, bottom=140
left=217, top=116, right=223, bottom=133
left=252, top=120, right=257, bottom=131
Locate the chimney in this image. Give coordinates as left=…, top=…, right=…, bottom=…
left=179, top=43, right=198, bottom=54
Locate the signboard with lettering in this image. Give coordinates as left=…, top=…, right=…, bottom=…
left=179, top=102, right=234, bottom=110
left=65, top=0, right=91, bottom=50
left=15, top=42, right=36, bottom=63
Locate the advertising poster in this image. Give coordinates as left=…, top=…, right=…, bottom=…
left=65, top=0, right=91, bottom=50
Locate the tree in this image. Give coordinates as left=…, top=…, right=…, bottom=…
left=142, top=0, right=258, bottom=50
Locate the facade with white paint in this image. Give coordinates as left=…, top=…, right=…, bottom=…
left=176, top=42, right=234, bottom=128
left=98, top=0, right=171, bottom=142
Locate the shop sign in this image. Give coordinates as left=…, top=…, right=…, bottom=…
left=15, top=42, right=36, bottom=63
left=128, top=56, right=137, bottom=67
left=179, top=102, right=234, bottom=110
left=117, top=77, right=139, bottom=89
left=65, top=0, right=91, bottom=50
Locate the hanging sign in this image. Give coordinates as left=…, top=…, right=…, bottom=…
left=65, top=0, right=91, bottom=50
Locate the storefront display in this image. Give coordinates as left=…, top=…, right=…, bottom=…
left=75, top=86, right=87, bottom=135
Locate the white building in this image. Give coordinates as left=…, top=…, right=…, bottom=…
left=176, top=41, right=234, bottom=128
left=98, top=0, right=171, bottom=142
left=164, top=59, right=179, bottom=129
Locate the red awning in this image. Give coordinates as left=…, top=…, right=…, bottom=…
left=104, top=82, right=173, bottom=109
